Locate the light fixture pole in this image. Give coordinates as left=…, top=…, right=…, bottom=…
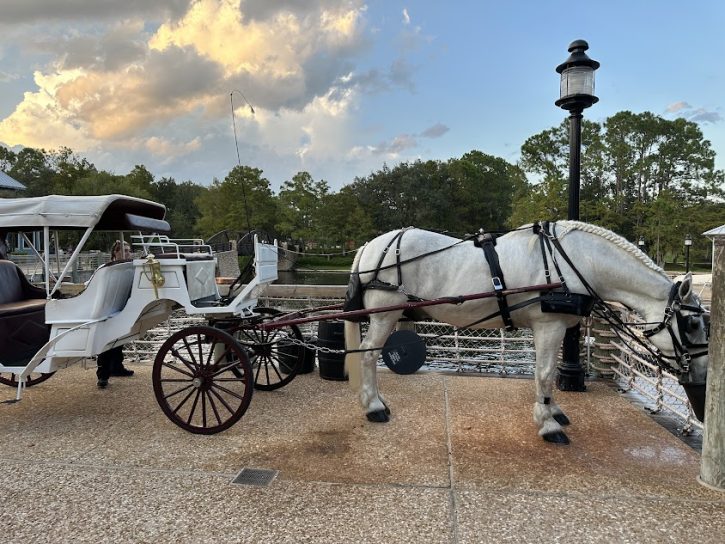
left=685, top=233, right=693, bottom=272
left=555, top=40, right=600, bottom=392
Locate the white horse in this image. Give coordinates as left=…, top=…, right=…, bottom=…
left=344, top=221, right=710, bottom=444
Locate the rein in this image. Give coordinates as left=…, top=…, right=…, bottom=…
left=536, top=221, right=709, bottom=376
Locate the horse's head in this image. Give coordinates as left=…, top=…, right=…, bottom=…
left=644, top=273, right=710, bottom=421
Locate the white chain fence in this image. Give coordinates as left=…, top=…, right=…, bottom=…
left=127, top=294, right=702, bottom=437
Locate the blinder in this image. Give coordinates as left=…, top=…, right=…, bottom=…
left=643, top=282, right=709, bottom=375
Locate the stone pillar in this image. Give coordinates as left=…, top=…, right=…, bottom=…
left=700, top=234, right=725, bottom=492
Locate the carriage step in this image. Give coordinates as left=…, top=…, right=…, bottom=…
left=230, top=467, right=278, bottom=487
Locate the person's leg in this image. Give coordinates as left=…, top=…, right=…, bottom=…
left=96, top=350, right=112, bottom=388
left=109, top=346, right=133, bottom=377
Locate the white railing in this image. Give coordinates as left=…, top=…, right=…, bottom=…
left=126, top=288, right=702, bottom=436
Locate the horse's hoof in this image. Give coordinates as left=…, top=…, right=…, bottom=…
left=553, top=413, right=570, bottom=426
left=383, top=403, right=391, bottom=415
left=542, top=431, right=570, bottom=445
left=366, top=410, right=390, bottom=423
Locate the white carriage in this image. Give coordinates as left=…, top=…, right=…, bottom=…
left=0, top=195, right=305, bottom=433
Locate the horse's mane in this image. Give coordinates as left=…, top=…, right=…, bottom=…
left=556, top=220, right=667, bottom=277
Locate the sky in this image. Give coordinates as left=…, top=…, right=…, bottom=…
left=0, top=0, right=724, bottom=192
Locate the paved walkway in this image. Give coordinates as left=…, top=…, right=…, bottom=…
left=1, top=365, right=723, bottom=543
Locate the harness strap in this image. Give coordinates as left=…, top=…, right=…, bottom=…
left=368, top=228, right=408, bottom=290
left=474, top=230, right=515, bottom=331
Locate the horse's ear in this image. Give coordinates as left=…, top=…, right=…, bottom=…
left=678, top=272, right=693, bottom=300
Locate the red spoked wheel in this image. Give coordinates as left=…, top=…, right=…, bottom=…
left=232, top=308, right=304, bottom=391
left=152, top=325, right=253, bottom=434
left=0, top=370, right=55, bottom=387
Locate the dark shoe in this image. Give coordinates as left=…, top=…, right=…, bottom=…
left=109, top=366, right=134, bottom=377
left=97, top=377, right=109, bottom=388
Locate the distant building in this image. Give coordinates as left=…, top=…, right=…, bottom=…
left=0, top=171, right=26, bottom=194
left=0, top=172, right=27, bottom=253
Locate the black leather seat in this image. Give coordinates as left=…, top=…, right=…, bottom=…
left=0, top=261, right=50, bottom=366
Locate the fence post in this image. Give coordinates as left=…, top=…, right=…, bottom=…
left=700, top=234, right=724, bottom=492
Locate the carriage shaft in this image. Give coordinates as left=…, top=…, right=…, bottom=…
left=257, top=282, right=562, bottom=330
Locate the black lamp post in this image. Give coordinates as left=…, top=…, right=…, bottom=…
left=555, top=40, right=600, bottom=392
left=685, top=234, right=692, bottom=272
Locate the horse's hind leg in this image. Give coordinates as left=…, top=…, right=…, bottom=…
left=358, top=312, right=400, bottom=422
left=532, top=323, right=571, bottom=444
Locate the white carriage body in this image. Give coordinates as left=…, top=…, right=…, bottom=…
left=0, top=194, right=278, bottom=398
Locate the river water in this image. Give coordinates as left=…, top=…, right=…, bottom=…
left=276, top=270, right=349, bottom=285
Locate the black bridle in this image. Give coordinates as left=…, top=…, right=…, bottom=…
left=641, top=282, right=710, bottom=374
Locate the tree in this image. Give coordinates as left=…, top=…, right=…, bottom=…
left=8, top=148, right=53, bottom=196
left=195, top=166, right=277, bottom=237
left=317, top=186, right=375, bottom=248
left=276, top=171, right=329, bottom=244
left=151, top=178, right=205, bottom=238
left=517, top=111, right=724, bottom=241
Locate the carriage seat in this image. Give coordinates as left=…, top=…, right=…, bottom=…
left=0, top=260, right=50, bottom=366
left=154, top=253, right=214, bottom=261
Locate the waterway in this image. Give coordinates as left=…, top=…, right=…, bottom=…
left=276, top=269, right=349, bottom=285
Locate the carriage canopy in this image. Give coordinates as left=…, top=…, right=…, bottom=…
left=0, top=194, right=170, bottom=233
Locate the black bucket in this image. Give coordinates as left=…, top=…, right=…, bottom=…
left=317, top=321, right=348, bottom=381
left=299, top=336, right=317, bottom=374
left=276, top=336, right=317, bottom=375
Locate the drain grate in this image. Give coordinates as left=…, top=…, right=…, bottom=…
left=230, top=467, right=278, bottom=487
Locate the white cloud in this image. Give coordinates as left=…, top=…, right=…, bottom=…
left=665, top=101, right=691, bottom=113
left=664, top=101, right=722, bottom=124
left=402, top=8, right=411, bottom=25
left=0, top=0, right=432, bottom=190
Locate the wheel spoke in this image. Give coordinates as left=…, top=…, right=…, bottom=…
left=162, top=360, right=195, bottom=379
left=210, top=381, right=245, bottom=401
left=163, top=383, right=195, bottom=400
left=185, top=390, right=202, bottom=425
left=211, top=359, right=246, bottom=378
left=201, top=390, right=208, bottom=428
left=207, top=390, right=223, bottom=425
left=208, top=386, right=237, bottom=415
left=181, top=337, right=201, bottom=369
left=171, top=387, right=197, bottom=415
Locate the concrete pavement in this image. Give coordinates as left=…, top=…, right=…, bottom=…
left=1, top=364, right=723, bottom=543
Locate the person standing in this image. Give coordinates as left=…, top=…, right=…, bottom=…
left=96, top=240, right=135, bottom=388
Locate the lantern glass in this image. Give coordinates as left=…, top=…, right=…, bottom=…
left=684, top=235, right=693, bottom=246
left=560, top=65, right=594, bottom=100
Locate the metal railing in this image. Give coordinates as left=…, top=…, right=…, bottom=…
left=125, top=287, right=702, bottom=436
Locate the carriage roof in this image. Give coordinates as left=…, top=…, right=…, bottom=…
left=0, top=194, right=170, bottom=233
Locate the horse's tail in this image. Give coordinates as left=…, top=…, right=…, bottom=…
left=344, top=244, right=366, bottom=390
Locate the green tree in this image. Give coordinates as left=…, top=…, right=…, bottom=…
left=516, top=111, right=724, bottom=241
left=276, top=171, right=329, bottom=244
left=151, top=178, right=205, bottom=238
left=196, top=166, right=277, bottom=237
left=317, top=186, right=375, bottom=248
left=8, top=148, right=53, bottom=196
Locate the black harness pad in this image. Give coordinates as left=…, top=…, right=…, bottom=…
left=342, top=272, right=367, bottom=322
left=540, top=290, right=595, bottom=317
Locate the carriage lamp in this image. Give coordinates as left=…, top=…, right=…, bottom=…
left=638, top=236, right=646, bottom=252
left=685, top=234, right=693, bottom=272
left=555, top=39, right=600, bottom=393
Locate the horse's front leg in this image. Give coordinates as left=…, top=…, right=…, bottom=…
left=532, top=322, right=572, bottom=444
left=358, top=313, right=399, bottom=422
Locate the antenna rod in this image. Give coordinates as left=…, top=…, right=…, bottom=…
left=230, top=90, right=254, bottom=233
